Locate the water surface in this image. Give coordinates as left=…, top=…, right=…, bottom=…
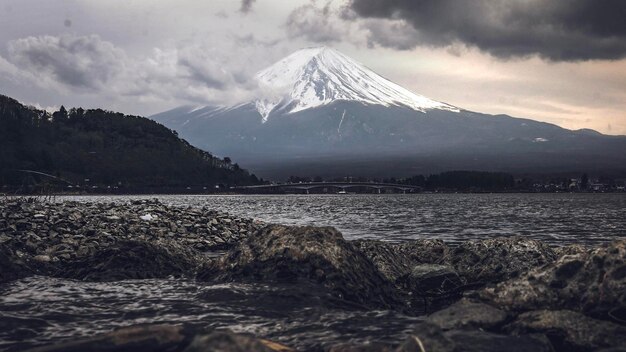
left=2, top=193, right=624, bottom=350
left=60, top=193, right=626, bottom=245
left=0, top=277, right=420, bottom=351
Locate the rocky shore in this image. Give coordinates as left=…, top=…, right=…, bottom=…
left=0, top=198, right=261, bottom=282
left=1, top=198, right=624, bottom=351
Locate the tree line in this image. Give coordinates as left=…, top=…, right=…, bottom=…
left=392, top=171, right=515, bottom=190
left=287, top=171, right=515, bottom=191
left=0, top=94, right=261, bottom=192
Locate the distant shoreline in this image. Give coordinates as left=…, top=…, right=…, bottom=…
left=3, top=189, right=625, bottom=196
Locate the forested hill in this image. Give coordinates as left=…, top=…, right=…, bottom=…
left=0, top=94, right=261, bottom=192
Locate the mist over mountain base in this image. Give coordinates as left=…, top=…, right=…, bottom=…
left=152, top=101, right=626, bottom=180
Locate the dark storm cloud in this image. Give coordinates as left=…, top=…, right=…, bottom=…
left=240, top=0, right=256, bottom=13
left=7, top=35, right=124, bottom=90
left=362, top=19, right=422, bottom=50
left=348, top=0, right=626, bottom=61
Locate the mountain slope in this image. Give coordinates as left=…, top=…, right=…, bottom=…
left=254, top=47, right=458, bottom=119
left=0, top=94, right=260, bottom=190
left=151, top=48, right=626, bottom=179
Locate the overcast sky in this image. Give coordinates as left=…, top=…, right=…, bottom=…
left=1, top=0, right=625, bottom=135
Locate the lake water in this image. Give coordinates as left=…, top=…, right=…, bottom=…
left=62, top=193, right=626, bottom=245
left=1, top=193, right=624, bottom=351
left=0, top=277, right=420, bottom=351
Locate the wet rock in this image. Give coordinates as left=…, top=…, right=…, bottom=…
left=0, top=245, right=30, bottom=283
left=426, top=299, right=509, bottom=331
left=183, top=330, right=293, bottom=352
left=33, top=255, right=51, bottom=263
left=58, top=240, right=201, bottom=281
left=15, top=220, right=32, bottom=231
left=404, top=264, right=463, bottom=296
left=24, top=324, right=193, bottom=352
left=505, top=310, right=626, bottom=351
left=446, top=236, right=557, bottom=284
left=553, top=243, right=589, bottom=258
left=0, top=198, right=263, bottom=281
left=480, top=239, right=626, bottom=321
left=397, top=321, right=552, bottom=352
left=352, top=240, right=417, bottom=283
left=397, top=321, right=456, bottom=352
left=441, top=329, right=553, bottom=352
left=197, top=224, right=403, bottom=309
left=353, top=239, right=450, bottom=284
left=328, top=343, right=394, bottom=351
left=397, top=239, right=451, bottom=265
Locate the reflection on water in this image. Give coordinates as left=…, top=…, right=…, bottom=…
left=60, top=193, right=626, bottom=245
left=0, top=277, right=421, bottom=351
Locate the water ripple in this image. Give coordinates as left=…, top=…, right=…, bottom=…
left=59, top=193, right=626, bottom=245
left=0, top=277, right=421, bottom=351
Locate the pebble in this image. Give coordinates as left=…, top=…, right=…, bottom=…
left=0, top=198, right=263, bottom=269
left=33, top=255, right=51, bottom=262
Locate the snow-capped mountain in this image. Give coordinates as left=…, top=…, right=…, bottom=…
left=254, top=47, right=458, bottom=120
left=151, top=48, right=626, bottom=179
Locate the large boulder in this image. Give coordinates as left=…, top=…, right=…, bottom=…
left=505, top=310, right=626, bottom=351
left=183, top=331, right=293, bottom=352
left=396, top=264, right=465, bottom=313
left=352, top=240, right=416, bottom=283
left=396, top=321, right=552, bottom=352
left=24, top=324, right=194, bottom=352
left=0, top=245, right=30, bottom=284
left=327, top=343, right=394, bottom=352
left=426, top=299, right=509, bottom=331
left=480, top=239, right=626, bottom=321
left=23, top=324, right=293, bottom=352
left=446, top=237, right=557, bottom=284
left=403, top=264, right=463, bottom=297
left=397, top=239, right=450, bottom=266
left=57, top=240, right=201, bottom=281
left=353, top=239, right=450, bottom=284
left=355, top=237, right=558, bottom=297
left=553, top=243, right=589, bottom=258
left=197, top=225, right=403, bottom=309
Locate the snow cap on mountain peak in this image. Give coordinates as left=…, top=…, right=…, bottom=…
left=254, top=47, right=458, bottom=120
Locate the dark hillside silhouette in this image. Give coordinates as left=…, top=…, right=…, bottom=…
left=0, top=95, right=260, bottom=191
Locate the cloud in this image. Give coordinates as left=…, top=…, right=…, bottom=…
left=360, top=19, right=422, bottom=50
left=240, top=0, right=255, bottom=14
left=178, top=50, right=231, bottom=90
left=285, top=3, right=347, bottom=43
left=159, top=37, right=273, bottom=104
left=347, top=0, right=626, bottom=61
left=0, top=55, right=29, bottom=83
left=8, top=35, right=126, bottom=90
left=3, top=33, right=281, bottom=107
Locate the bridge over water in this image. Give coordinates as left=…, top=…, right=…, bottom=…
left=234, top=182, right=421, bottom=194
